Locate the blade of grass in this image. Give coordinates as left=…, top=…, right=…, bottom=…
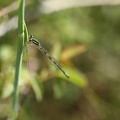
left=11, top=0, right=25, bottom=119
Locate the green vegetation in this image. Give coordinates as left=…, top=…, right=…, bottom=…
left=0, top=1, right=120, bottom=120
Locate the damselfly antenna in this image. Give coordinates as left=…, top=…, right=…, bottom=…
left=28, top=35, right=70, bottom=78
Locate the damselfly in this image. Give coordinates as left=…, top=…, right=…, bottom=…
left=28, top=35, right=69, bottom=78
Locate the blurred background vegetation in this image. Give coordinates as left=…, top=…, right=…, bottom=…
left=0, top=0, right=120, bottom=120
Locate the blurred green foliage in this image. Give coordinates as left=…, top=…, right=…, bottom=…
left=0, top=1, right=120, bottom=120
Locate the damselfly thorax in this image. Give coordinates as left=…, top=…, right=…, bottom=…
left=28, top=35, right=69, bottom=78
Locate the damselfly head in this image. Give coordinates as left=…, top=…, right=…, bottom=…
left=29, top=35, right=34, bottom=42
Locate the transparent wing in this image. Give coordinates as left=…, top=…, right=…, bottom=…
left=37, top=44, right=69, bottom=78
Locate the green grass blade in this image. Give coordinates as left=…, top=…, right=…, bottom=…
left=11, top=0, right=25, bottom=119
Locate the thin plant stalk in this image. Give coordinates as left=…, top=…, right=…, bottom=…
left=12, top=0, right=25, bottom=119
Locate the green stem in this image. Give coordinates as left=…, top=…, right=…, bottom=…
left=12, top=0, right=25, bottom=119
